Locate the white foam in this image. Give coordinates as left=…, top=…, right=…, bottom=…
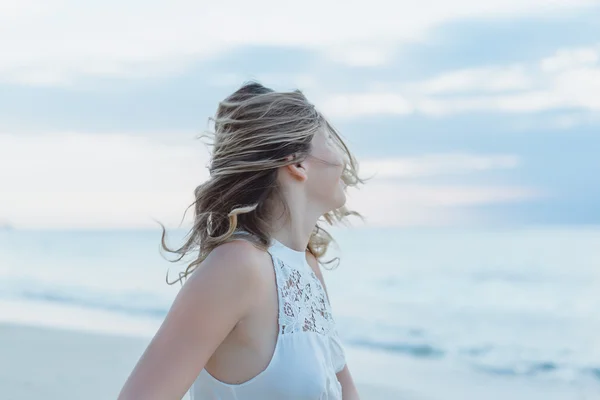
left=0, top=298, right=160, bottom=339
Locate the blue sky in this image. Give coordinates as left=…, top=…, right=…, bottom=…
left=0, top=0, right=599, bottom=229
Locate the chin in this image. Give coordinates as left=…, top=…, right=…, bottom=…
left=334, top=190, right=347, bottom=209
left=321, top=182, right=347, bottom=212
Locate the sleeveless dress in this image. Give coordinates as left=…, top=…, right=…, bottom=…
left=190, top=232, right=347, bottom=399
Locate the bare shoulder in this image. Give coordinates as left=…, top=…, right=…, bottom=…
left=167, top=238, right=271, bottom=328
left=184, top=239, right=267, bottom=296
left=200, top=238, right=266, bottom=275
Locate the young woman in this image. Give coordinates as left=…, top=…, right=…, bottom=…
left=118, top=82, right=366, bottom=399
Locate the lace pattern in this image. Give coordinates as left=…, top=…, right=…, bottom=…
left=272, top=256, right=336, bottom=335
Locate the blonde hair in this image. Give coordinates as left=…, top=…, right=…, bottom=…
left=159, top=81, right=367, bottom=285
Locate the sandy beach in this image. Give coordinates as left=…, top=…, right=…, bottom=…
left=0, top=322, right=405, bottom=400
left=2, top=320, right=598, bottom=400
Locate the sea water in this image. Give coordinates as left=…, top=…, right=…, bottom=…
left=0, top=226, right=599, bottom=394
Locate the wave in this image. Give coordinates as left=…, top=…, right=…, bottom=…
left=349, top=338, right=445, bottom=358
left=2, top=279, right=599, bottom=385
left=0, top=280, right=170, bottom=318
left=344, top=332, right=600, bottom=384
left=18, top=288, right=169, bottom=317
left=471, top=361, right=559, bottom=376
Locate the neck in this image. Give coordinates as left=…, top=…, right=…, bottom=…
left=268, top=189, right=322, bottom=253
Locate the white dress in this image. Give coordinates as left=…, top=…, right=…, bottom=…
left=190, top=233, right=347, bottom=400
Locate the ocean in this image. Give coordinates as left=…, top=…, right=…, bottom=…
left=1, top=226, right=599, bottom=392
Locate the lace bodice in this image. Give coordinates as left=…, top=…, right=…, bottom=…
left=274, top=256, right=335, bottom=335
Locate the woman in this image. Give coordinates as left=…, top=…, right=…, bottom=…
left=118, top=82, right=366, bottom=399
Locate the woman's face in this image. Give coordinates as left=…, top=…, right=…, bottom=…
left=305, top=128, right=347, bottom=211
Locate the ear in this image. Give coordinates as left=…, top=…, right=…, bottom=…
left=284, top=154, right=308, bottom=182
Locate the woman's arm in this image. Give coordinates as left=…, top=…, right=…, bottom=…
left=337, top=365, right=361, bottom=400
left=117, top=240, right=264, bottom=400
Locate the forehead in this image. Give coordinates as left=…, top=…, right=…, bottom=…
left=312, top=127, right=330, bottom=141
left=309, top=128, right=329, bottom=148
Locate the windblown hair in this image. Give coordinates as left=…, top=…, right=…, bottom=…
left=159, top=81, right=367, bottom=285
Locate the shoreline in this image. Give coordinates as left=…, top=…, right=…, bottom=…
left=1, top=321, right=598, bottom=400
left=0, top=322, right=408, bottom=400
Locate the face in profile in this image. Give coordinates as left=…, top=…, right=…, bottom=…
left=305, top=128, right=347, bottom=212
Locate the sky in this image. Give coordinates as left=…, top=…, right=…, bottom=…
left=0, top=0, right=599, bottom=229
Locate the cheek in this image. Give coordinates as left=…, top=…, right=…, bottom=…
left=315, top=166, right=344, bottom=197
left=306, top=148, right=345, bottom=197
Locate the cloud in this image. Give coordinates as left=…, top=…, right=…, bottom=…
left=541, top=47, right=600, bottom=72
left=0, top=132, right=538, bottom=229
left=321, top=44, right=600, bottom=118
left=0, top=132, right=209, bottom=229
left=324, top=43, right=398, bottom=67
left=0, top=0, right=596, bottom=85
left=321, top=94, right=414, bottom=118
left=417, top=66, right=532, bottom=94
left=361, top=154, right=520, bottom=180
left=345, top=183, right=540, bottom=227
